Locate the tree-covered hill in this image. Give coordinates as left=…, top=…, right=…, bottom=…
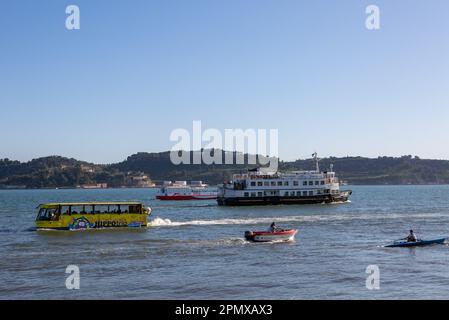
left=1, top=152, right=449, bottom=188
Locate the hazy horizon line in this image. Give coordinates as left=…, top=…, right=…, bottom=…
left=2, top=149, right=448, bottom=166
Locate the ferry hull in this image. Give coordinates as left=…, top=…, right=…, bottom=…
left=156, top=195, right=217, bottom=200
left=156, top=195, right=195, bottom=200
left=217, top=191, right=352, bottom=206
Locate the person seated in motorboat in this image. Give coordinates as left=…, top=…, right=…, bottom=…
left=269, top=222, right=278, bottom=233
left=405, top=230, right=418, bottom=242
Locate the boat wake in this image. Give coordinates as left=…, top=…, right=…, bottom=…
left=148, top=211, right=448, bottom=228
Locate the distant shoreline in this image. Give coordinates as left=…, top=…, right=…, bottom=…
left=3, top=152, right=449, bottom=188
left=2, top=184, right=449, bottom=191
left=0, top=186, right=160, bottom=191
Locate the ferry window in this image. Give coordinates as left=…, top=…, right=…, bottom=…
left=277, top=181, right=282, bottom=186
left=309, top=191, right=314, bottom=196
left=251, top=182, right=256, bottom=187
left=290, top=192, right=295, bottom=196
left=258, top=192, right=263, bottom=197
left=302, top=191, right=308, bottom=196
left=315, top=181, right=319, bottom=185
left=271, top=181, right=276, bottom=186
left=264, top=181, right=269, bottom=186
left=308, top=181, right=313, bottom=186
left=303, top=181, right=307, bottom=186
left=244, top=192, right=249, bottom=197
left=317, top=190, right=322, bottom=194
left=321, top=180, right=325, bottom=185
left=284, top=181, right=289, bottom=186
left=251, top=192, right=256, bottom=197
left=296, top=191, right=301, bottom=196
left=62, top=206, right=70, bottom=215
left=284, top=191, right=289, bottom=196
left=293, top=181, right=299, bottom=186
left=257, top=181, right=263, bottom=186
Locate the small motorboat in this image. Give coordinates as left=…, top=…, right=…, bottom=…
left=384, top=237, right=448, bottom=248
left=244, top=229, right=298, bottom=242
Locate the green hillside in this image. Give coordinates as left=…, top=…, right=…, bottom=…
left=1, top=152, right=449, bottom=188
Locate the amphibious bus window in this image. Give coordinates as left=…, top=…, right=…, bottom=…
left=109, top=205, right=121, bottom=213
left=71, top=206, right=82, bottom=214
left=36, top=207, right=60, bottom=221
left=129, top=205, right=142, bottom=214
left=95, top=205, right=109, bottom=213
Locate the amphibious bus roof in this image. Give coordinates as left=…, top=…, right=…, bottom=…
left=38, top=202, right=144, bottom=208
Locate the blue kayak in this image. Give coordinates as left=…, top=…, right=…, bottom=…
left=385, top=237, right=448, bottom=248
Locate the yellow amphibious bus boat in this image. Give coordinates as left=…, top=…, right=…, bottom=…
left=35, top=202, right=151, bottom=230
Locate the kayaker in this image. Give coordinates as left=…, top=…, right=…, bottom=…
left=406, top=230, right=418, bottom=242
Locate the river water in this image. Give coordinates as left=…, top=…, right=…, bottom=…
left=1, top=186, right=449, bottom=299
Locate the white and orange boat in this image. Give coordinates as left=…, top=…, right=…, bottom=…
left=156, top=181, right=218, bottom=200
left=244, top=229, right=298, bottom=242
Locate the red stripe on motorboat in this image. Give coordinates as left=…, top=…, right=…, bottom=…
left=251, top=229, right=298, bottom=236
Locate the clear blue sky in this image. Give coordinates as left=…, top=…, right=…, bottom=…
left=1, top=0, right=448, bottom=163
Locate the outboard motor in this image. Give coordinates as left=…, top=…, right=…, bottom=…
left=244, top=231, right=254, bottom=241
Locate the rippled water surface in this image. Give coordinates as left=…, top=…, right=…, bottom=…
left=2, top=186, right=449, bottom=299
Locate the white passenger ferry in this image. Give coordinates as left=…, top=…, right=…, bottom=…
left=156, top=181, right=217, bottom=200
left=217, top=153, right=352, bottom=206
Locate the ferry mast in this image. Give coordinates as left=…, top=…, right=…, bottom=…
left=312, top=152, right=320, bottom=173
